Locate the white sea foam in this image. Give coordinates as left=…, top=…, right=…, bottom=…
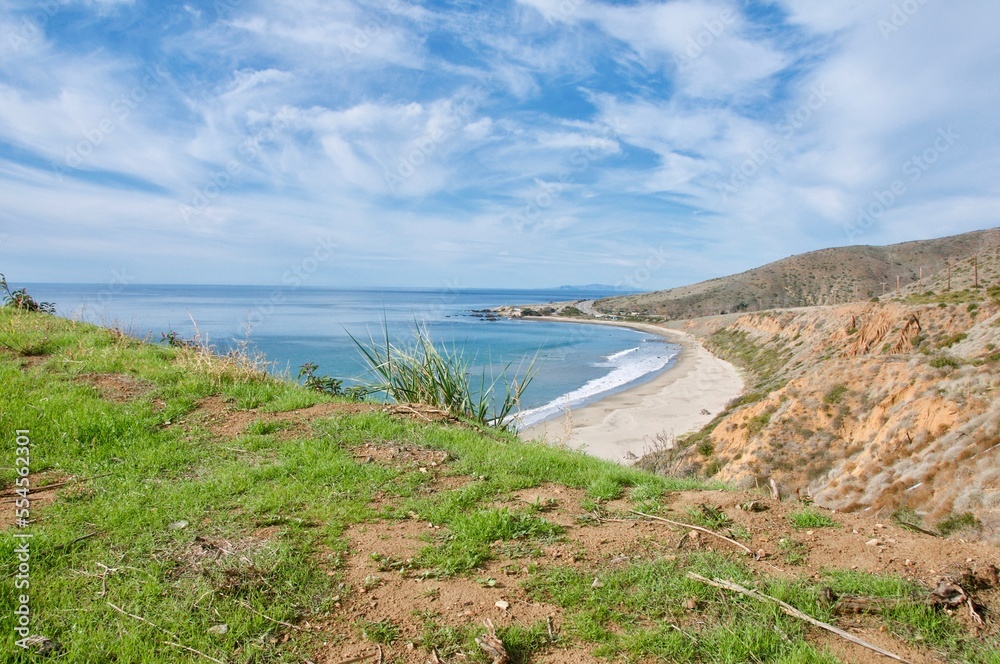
left=515, top=338, right=679, bottom=428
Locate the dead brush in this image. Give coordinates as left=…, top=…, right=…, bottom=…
left=171, top=315, right=275, bottom=385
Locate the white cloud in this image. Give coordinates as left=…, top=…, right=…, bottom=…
left=579, top=1, right=788, bottom=98
left=775, top=0, right=875, bottom=33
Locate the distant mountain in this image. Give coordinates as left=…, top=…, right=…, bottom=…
left=597, top=227, right=1000, bottom=319
left=556, top=284, right=623, bottom=292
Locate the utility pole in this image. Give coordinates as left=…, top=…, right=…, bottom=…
left=881, top=281, right=888, bottom=296
left=974, top=254, right=979, bottom=288
left=919, top=266, right=923, bottom=289
left=896, top=275, right=901, bottom=292
left=947, top=257, right=952, bottom=292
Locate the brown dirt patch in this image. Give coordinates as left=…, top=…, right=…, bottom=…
left=0, top=471, right=70, bottom=529
left=265, top=483, right=999, bottom=661
left=76, top=372, right=154, bottom=402
left=809, top=628, right=942, bottom=664
left=658, top=491, right=999, bottom=585
left=318, top=516, right=606, bottom=664
left=186, top=397, right=464, bottom=441
left=186, top=396, right=377, bottom=439
left=19, top=354, right=48, bottom=370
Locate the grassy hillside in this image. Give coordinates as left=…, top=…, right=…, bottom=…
left=597, top=227, right=1000, bottom=319
left=2, top=309, right=999, bottom=662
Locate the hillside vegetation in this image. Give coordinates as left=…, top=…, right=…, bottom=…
left=3, top=308, right=999, bottom=662
left=641, top=277, right=1000, bottom=538
left=597, top=227, right=1000, bottom=319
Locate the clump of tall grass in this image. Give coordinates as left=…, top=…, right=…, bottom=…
left=351, top=323, right=536, bottom=430
left=166, top=315, right=275, bottom=383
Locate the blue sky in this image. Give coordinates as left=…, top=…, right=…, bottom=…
left=1, top=0, right=998, bottom=290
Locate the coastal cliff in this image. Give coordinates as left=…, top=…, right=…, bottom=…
left=641, top=293, right=1000, bottom=537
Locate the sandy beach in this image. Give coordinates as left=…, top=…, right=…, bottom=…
left=519, top=318, right=744, bottom=463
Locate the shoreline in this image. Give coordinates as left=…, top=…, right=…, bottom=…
left=516, top=316, right=745, bottom=464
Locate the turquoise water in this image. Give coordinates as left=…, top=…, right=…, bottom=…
left=26, top=284, right=679, bottom=425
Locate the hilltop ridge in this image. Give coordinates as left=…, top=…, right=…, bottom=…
left=597, top=227, right=1000, bottom=319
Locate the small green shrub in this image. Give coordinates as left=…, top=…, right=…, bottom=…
left=823, top=384, right=848, bottom=405
left=937, top=512, right=979, bottom=536
left=0, top=273, right=55, bottom=313
left=938, top=333, right=967, bottom=349
left=560, top=305, right=584, bottom=316
left=746, top=411, right=772, bottom=436
left=160, top=329, right=194, bottom=348
left=297, top=362, right=364, bottom=399
left=789, top=507, right=836, bottom=529
left=244, top=419, right=293, bottom=435
left=929, top=355, right=961, bottom=369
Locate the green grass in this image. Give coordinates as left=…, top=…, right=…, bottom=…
left=358, top=618, right=400, bottom=644
left=684, top=504, right=730, bottom=530
left=525, top=553, right=837, bottom=663
left=413, top=507, right=562, bottom=576
left=777, top=538, right=808, bottom=565
left=788, top=507, right=837, bottom=529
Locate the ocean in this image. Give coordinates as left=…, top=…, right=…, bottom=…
left=24, top=284, right=679, bottom=427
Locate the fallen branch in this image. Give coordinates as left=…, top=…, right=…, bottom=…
left=686, top=573, right=911, bottom=663
left=52, top=531, right=101, bottom=553
left=392, top=403, right=434, bottom=422
left=0, top=473, right=112, bottom=497
left=630, top=510, right=755, bottom=558
left=896, top=521, right=940, bottom=537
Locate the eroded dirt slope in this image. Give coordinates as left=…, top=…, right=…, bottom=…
left=648, top=298, right=1000, bottom=537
